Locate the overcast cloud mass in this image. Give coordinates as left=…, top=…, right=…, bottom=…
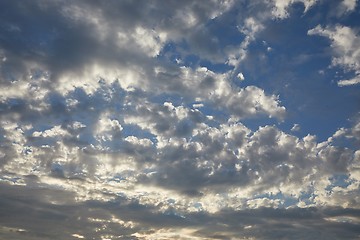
left=0, top=0, right=360, bottom=239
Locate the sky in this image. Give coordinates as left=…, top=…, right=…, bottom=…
left=0, top=0, right=360, bottom=239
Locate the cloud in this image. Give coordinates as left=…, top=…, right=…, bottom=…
left=0, top=1, right=359, bottom=239
left=0, top=0, right=235, bottom=87
left=308, top=24, right=360, bottom=86
left=237, top=72, right=245, bottom=81
left=0, top=78, right=355, bottom=208
left=291, top=123, right=301, bottom=132
left=1, top=182, right=360, bottom=239
left=270, top=0, right=318, bottom=19
left=338, top=0, right=358, bottom=15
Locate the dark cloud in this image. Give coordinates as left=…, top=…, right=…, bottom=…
left=1, top=182, right=360, bottom=239
left=0, top=0, right=235, bottom=84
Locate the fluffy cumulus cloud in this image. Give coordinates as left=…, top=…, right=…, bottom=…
left=0, top=1, right=360, bottom=239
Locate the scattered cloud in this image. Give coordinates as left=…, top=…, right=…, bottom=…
left=0, top=1, right=359, bottom=239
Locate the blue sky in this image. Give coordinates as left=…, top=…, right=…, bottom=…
left=0, top=0, right=360, bottom=239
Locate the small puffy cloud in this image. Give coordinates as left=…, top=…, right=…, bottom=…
left=94, top=111, right=123, bottom=143
left=69, top=121, right=86, bottom=130
left=71, top=234, right=85, bottom=239
left=32, top=125, right=69, bottom=138
left=124, top=136, right=153, bottom=147
left=291, top=123, right=301, bottom=132
left=237, top=72, right=245, bottom=81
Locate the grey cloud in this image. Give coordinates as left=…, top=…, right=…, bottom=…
left=1, top=182, right=360, bottom=239
left=0, top=0, right=234, bottom=84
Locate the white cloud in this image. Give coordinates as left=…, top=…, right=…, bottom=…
left=291, top=123, right=300, bottom=132
left=32, top=125, right=69, bottom=138
left=179, top=67, right=286, bottom=120
left=227, top=17, right=264, bottom=68
left=72, top=234, right=85, bottom=239
left=125, top=136, right=153, bottom=147
left=338, top=77, right=360, bottom=86
left=69, top=121, right=86, bottom=130
left=308, top=24, right=360, bottom=86
left=95, top=114, right=122, bottom=142
left=338, top=0, right=358, bottom=15
left=271, top=0, right=318, bottom=18
left=132, top=27, right=168, bottom=57
left=237, top=72, right=245, bottom=81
